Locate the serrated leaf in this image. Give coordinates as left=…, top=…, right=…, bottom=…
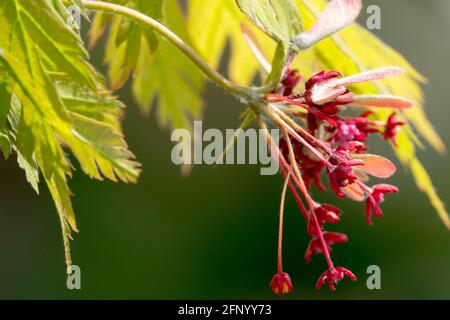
left=0, top=0, right=97, bottom=90
left=410, top=159, right=450, bottom=229
left=188, top=0, right=277, bottom=86
left=132, top=0, right=204, bottom=130
left=0, top=0, right=141, bottom=270
left=97, top=0, right=164, bottom=90
left=0, top=81, right=12, bottom=157
left=236, top=0, right=302, bottom=44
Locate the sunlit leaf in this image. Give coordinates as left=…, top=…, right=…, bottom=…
left=188, top=0, right=277, bottom=86
left=0, top=0, right=141, bottom=270
left=236, top=0, right=302, bottom=44
left=132, top=0, right=204, bottom=130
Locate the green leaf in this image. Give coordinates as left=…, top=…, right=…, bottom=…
left=410, top=159, right=449, bottom=229
left=236, top=0, right=302, bottom=44
left=94, top=0, right=203, bottom=131
left=0, top=0, right=98, bottom=90
left=0, top=81, right=12, bottom=157
left=188, top=0, right=277, bottom=86
left=98, top=0, right=164, bottom=90
left=131, top=0, right=204, bottom=130
left=0, top=0, right=141, bottom=271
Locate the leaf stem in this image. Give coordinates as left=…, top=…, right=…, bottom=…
left=81, top=0, right=263, bottom=100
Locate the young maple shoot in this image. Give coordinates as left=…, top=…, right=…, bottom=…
left=0, top=0, right=447, bottom=296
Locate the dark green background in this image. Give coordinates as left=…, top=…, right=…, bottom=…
left=0, top=0, right=449, bottom=299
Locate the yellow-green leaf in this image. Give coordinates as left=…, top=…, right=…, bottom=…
left=188, top=0, right=277, bottom=86
left=236, top=0, right=302, bottom=44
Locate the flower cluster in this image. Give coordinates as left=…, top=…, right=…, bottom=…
left=265, top=66, right=406, bottom=295
left=256, top=0, right=412, bottom=296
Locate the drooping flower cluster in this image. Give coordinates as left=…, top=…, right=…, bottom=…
left=252, top=0, right=412, bottom=296
left=264, top=66, right=406, bottom=295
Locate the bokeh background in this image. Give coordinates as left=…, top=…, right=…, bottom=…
left=0, top=0, right=449, bottom=299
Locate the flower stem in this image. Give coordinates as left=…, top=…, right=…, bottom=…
left=257, top=116, right=309, bottom=220
left=81, top=0, right=264, bottom=100
left=283, top=133, right=335, bottom=271
left=278, top=167, right=292, bottom=273
left=270, top=111, right=332, bottom=166
left=274, top=108, right=335, bottom=155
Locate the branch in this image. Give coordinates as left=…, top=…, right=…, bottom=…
left=81, top=0, right=268, bottom=100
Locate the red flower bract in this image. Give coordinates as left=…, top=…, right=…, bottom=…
left=316, top=267, right=357, bottom=291
left=384, top=113, right=406, bottom=146
left=269, top=272, right=293, bottom=296
left=366, top=184, right=399, bottom=225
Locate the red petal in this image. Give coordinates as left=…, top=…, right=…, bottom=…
left=374, top=184, right=399, bottom=194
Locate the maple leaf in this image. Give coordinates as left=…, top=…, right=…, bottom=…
left=0, top=0, right=141, bottom=270
left=90, top=0, right=203, bottom=131
left=188, top=0, right=277, bottom=86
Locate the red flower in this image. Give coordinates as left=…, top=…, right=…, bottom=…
left=316, top=204, right=343, bottom=225
left=327, top=143, right=366, bottom=197
left=297, top=150, right=327, bottom=192
left=281, top=69, right=302, bottom=96
left=333, top=113, right=380, bottom=145
left=305, top=232, right=348, bottom=263
left=316, top=267, right=357, bottom=291
left=335, top=120, right=368, bottom=144
left=269, top=272, right=293, bottom=296
left=327, top=161, right=362, bottom=198
left=305, top=71, right=353, bottom=115
left=366, top=184, right=399, bottom=225
left=384, top=113, right=405, bottom=146
left=307, top=204, right=343, bottom=236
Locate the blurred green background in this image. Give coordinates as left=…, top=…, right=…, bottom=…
left=0, top=0, right=449, bottom=299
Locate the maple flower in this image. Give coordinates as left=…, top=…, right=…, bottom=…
left=269, top=272, right=293, bottom=297
left=305, top=232, right=348, bottom=263
left=304, top=68, right=406, bottom=115
left=255, top=0, right=415, bottom=297
left=366, top=184, right=400, bottom=225
left=333, top=112, right=380, bottom=144
left=384, top=113, right=406, bottom=146
left=307, top=204, right=343, bottom=236
left=281, top=69, right=302, bottom=96
left=327, top=144, right=365, bottom=198
left=316, top=267, right=357, bottom=291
